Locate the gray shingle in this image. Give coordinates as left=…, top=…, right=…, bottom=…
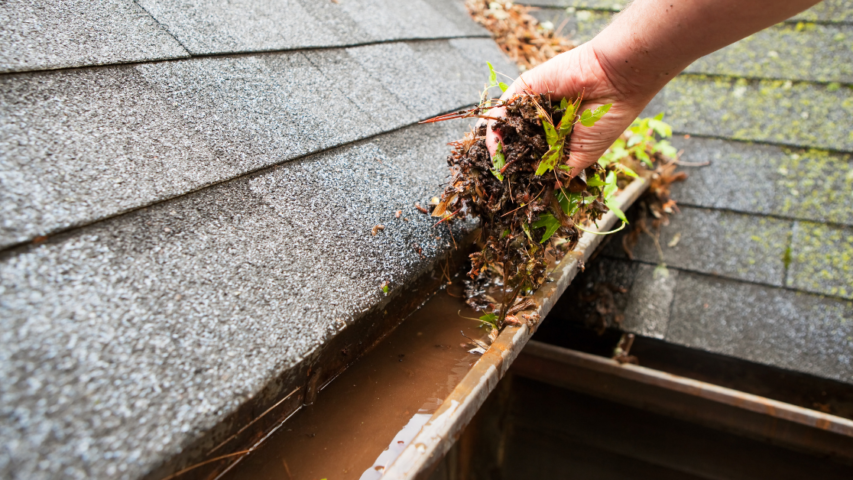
left=645, top=75, right=853, bottom=152
left=604, top=206, right=791, bottom=287
left=523, top=0, right=853, bottom=24
left=622, top=263, right=678, bottom=339
left=137, top=0, right=484, bottom=56
left=788, top=221, right=853, bottom=299
left=687, top=23, right=853, bottom=84
left=531, top=9, right=853, bottom=83
left=0, top=119, right=475, bottom=480
left=669, top=136, right=853, bottom=226
left=668, top=272, right=853, bottom=383
left=303, top=49, right=418, bottom=132
left=0, top=52, right=375, bottom=250
left=423, top=0, right=492, bottom=36
left=346, top=41, right=496, bottom=120
left=0, top=0, right=188, bottom=73
left=1, top=40, right=514, bottom=249
left=136, top=0, right=341, bottom=55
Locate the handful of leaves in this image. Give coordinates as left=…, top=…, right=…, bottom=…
left=422, top=64, right=674, bottom=333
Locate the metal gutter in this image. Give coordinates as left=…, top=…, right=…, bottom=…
left=513, top=340, right=853, bottom=464
left=382, top=177, right=650, bottom=480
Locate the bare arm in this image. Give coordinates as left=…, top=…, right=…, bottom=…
left=487, top=0, right=822, bottom=171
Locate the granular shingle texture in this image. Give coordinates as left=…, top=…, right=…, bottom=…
left=646, top=75, right=853, bottom=152
left=605, top=206, right=792, bottom=287
left=0, top=120, right=477, bottom=480
left=136, top=0, right=486, bottom=55
left=668, top=273, right=853, bottom=384
left=0, top=39, right=509, bottom=249
left=669, top=137, right=853, bottom=226
left=526, top=0, right=853, bottom=23
left=0, top=0, right=189, bottom=73
left=0, top=0, right=518, bottom=477
left=788, top=222, right=853, bottom=299
left=686, top=23, right=853, bottom=84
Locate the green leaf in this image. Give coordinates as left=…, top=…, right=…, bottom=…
left=479, top=313, right=498, bottom=326
left=487, top=61, right=498, bottom=87
left=633, top=147, right=652, bottom=168
left=579, top=103, right=612, bottom=127
left=531, top=213, right=562, bottom=243
left=499, top=82, right=509, bottom=92
left=557, top=190, right=582, bottom=216
left=617, top=164, right=639, bottom=178
left=542, top=118, right=559, bottom=147
left=535, top=143, right=563, bottom=176
left=603, top=171, right=618, bottom=200
left=382, top=284, right=389, bottom=294
left=491, top=140, right=506, bottom=180
left=653, top=139, right=678, bottom=159
left=648, top=117, right=673, bottom=138
left=605, top=198, right=628, bottom=224
left=627, top=134, right=644, bottom=148
left=500, top=229, right=510, bottom=239
left=586, top=173, right=605, bottom=187
left=560, top=97, right=568, bottom=110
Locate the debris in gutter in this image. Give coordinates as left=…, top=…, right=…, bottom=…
left=466, top=0, right=574, bottom=72
left=421, top=60, right=679, bottom=337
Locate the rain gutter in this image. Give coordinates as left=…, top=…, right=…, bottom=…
left=382, top=177, right=650, bottom=479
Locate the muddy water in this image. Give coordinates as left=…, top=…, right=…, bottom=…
left=221, top=286, right=487, bottom=480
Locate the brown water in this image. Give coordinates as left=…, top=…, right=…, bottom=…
left=221, top=286, right=487, bottom=480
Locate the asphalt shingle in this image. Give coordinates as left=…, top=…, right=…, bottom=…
left=0, top=0, right=189, bottom=73
left=525, top=0, right=853, bottom=24
left=604, top=206, right=792, bottom=287
left=788, top=221, right=853, bottom=299
left=0, top=39, right=514, bottom=250
left=669, top=136, right=853, bottom=226
left=645, top=75, right=853, bottom=152
left=137, top=0, right=485, bottom=56
left=668, top=272, right=853, bottom=384
left=0, top=119, right=475, bottom=480
left=687, top=23, right=853, bottom=84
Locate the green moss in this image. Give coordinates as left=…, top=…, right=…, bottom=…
left=789, top=222, right=853, bottom=299
left=791, top=0, right=853, bottom=23
left=687, top=22, right=852, bottom=83
left=774, top=147, right=853, bottom=225
left=658, top=75, right=853, bottom=152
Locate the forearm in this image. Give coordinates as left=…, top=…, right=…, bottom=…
left=591, top=0, right=822, bottom=96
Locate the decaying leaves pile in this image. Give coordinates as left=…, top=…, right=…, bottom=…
left=465, top=0, right=574, bottom=71
left=422, top=64, right=681, bottom=336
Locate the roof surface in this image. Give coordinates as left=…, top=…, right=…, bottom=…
left=0, top=1, right=517, bottom=478
left=529, top=1, right=853, bottom=384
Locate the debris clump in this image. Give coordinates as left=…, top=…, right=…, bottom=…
left=424, top=66, right=632, bottom=331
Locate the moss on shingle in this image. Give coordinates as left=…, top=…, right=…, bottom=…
left=654, top=75, right=853, bottom=152
left=788, top=222, right=853, bottom=299
left=687, top=23, right=853, bottom=84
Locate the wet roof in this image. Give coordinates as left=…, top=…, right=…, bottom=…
left=529, top=1, right=853, bottom=384
left=0, top=1, right=517, bottom=478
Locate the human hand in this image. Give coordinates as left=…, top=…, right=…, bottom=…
left=485, top=42, right=660, bottom=175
